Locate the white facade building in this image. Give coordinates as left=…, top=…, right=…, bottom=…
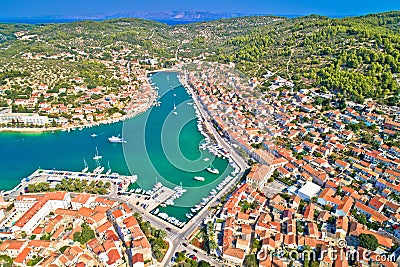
left=298, top=182, right=321, bottom=201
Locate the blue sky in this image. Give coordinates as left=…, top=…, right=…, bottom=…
left=0, top=0, right=399, bottom=17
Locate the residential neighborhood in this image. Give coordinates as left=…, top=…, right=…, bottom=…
left=181, top=61, right=400, bottom=267
left=0, top=192, right=158, bottom=266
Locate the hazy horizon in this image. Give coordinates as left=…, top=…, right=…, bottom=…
left=0, top=0, right=398, bottom=19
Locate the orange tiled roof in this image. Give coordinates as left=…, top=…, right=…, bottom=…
left=14, top=247, right=31, bottom=264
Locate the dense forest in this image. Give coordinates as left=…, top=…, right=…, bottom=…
left=215, top=12, right=400, bottom=104
left=0, top=12, right=399, bottom=104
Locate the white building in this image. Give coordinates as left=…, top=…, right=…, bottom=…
left=15, top=195, right=41, bottom=214
left=298, top=182, right=321, bottom=201
left=12, top=192, right=71, bottom=234
left=0, top=113, right=49, bottom=126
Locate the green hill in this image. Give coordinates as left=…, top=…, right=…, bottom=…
left=0, top=12, right=399, bottom=105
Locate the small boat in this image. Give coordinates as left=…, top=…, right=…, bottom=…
left=203, top=158, right=210, bottom=162
left=93, top=147, right=102, bottom=160
left=82, top=159, right=89, bottom=173
left=131, top=175, right=138, bottom=183
left=207, top=164, right=219, bottom=174
left=194, top=176, right=205, bottom=182
left=172, top=101, right=178, bottom=115
left=105, top=161, right=112, bottom=175
left=108, top=135, right=127, bottom=143
left=174, top=183, right=187, bottom=193
left=91, top=134, right=97, bottom=137
left=93, top=160, right=104, bottom=174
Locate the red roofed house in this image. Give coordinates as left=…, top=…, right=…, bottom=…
left=246, top=164, right=273, bottom=190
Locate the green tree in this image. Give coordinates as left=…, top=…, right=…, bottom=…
left=176, top=252, right=186, bottom=262
left=359, top=233, right=379, bottom=251
left=0, top=255, right=13, bottom=267
left=60, top=245, right=69, bottom=253
left=74, top=223, right=95, bottom=244
left=198, top=261, right=211, bottom=267
left=244, top=254, right=258, bottom=267
left=154, top=250, right=164, bottom=260
left=209, top=239, right=218, bottom=251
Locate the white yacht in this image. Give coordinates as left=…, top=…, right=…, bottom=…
left=174, top=182, right=187, bottom=194
left=93, top=147, right=102, bottom=160
left=105, top=161, right=112, bottom=175
left=82, top=159, right=89, bottom=173
left=93, top=161, right=104, bottom=174
left=91, top=133, right=97, bottom=137
left=206, top=164, right=219, bottom=174
left=173, top=101, right=178, bottom=115
left=193, top=176, right=205, bottom=182
left=108, top=135, right=127, bottom=143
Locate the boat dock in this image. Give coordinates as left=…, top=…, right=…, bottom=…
left=126, top=183, right=177, bottom=212
left=2, top=168, right=137, bottom=199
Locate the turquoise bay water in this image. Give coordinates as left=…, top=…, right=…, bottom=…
left=0, top=72, right=232, bottom=221
left=123, top=72, right=233, bottom=221
left=0, top=122, right=129, bottom=190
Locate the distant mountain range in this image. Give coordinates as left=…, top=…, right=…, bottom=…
left=0, top=11, right=306, bottom=24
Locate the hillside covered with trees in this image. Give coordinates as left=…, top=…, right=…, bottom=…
left=0, top=11, right=399, bottom=105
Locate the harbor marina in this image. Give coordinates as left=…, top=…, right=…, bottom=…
left=0, top=72, right=241, bottom=226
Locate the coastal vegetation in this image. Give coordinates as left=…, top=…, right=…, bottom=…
left=0, top=12, right=398, bottom=114
left=27, top=178, right=111, bottom=194
left=214, top=12, right=400, bottom=104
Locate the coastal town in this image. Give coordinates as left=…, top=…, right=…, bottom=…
left=0, top=191, right=157, bottom=266
left=0, top=57, right=398, bottom=267
left=0, top=30, right=159, bottom=132
left=178, top=61, right=400, bottom=267
left=0, top=10, right=399, bottom=267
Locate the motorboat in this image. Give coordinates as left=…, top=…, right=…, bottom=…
left=194, top=176, right=205, bottom=181
left=206, top=164, right=219, bottom=174
left=108, top=135, right=127, bottom=143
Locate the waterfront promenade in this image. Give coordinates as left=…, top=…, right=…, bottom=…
left=2, top=168, right=136, bottom=200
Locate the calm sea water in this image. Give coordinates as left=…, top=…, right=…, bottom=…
left=0, top=72, right=232, bottom=221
